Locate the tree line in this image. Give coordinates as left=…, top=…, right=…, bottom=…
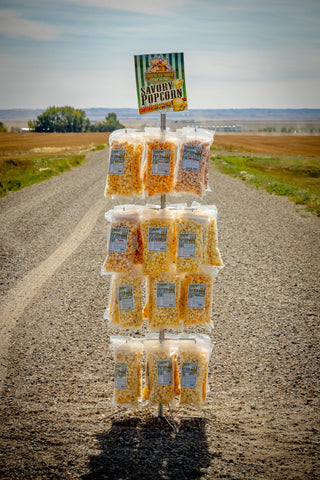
left=27, top=106, right=124, bottom=132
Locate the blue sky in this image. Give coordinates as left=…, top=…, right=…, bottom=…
left=0, top=0, right=319, bottom=109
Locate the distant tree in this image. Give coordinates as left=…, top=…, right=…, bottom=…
left=90, top=113, right=125, bottom=132
left=30, top=106, right=91, bottom=133
left=0, top=121, right=8, bottom=132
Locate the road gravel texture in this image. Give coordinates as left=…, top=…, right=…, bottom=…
left=0, top=149, right=319, bottom=479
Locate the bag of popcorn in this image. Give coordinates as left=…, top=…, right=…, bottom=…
left=174, top=127, right=214, bottom=197
left=143, top=336, right=180, bottom=406
left=179, top=334, right=213, bottom=408
left=142, top=128, right=178, bottom=197
left=111, top=336, right=144, bottom=408
left=105, top=129, right=144, bottom=197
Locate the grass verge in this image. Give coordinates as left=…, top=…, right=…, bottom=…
left=212, top=154, right=320, bottom=216
left=0, top=154, right=87, bottom=198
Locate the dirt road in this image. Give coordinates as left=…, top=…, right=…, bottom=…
left=0, top=149, right=319, bottom=479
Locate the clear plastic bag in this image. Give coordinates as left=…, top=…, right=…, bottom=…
left=105, top=270, right=145, bottom=330
left=142, top=128, right=177, bottom=197
left=179, top=334, right=213, bottom=408
left=179, top=268, right=217, bottom=329
left=173, top=209, right=209, bottom=273
left=144, top=269, right=181, bottom=330
left=140, top=207, right=174, bottom=276
left=110, top=336, right=143, bottom=408
left=102, top=206, right=142, bottom=274
left=142, top=336, right=180, bottom=406
left=174, top=128, right=214, bottom=197
left=105, top=129, right=144, bottom=197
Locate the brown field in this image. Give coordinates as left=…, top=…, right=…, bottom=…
left=214, top=133, right=320, bottom=156
left=0, top=132, right=320, bottom=158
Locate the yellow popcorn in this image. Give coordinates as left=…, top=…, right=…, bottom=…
left=141, top=209, right=174, bottom=276
left=105, top=130, right=143, bottom=196
left=143, top=130, right=177, bottom=196
left=143, top=339, right=180, bottom=405
left=111, top=337, right=143, bottom=408
left=204, top=218, right=223, bottom=267
left=173, top=78, right=183, bottom=89
left=179, top=272, right=214, bottom=328
left=145, top=272, right=180, bottom=330
left=179, top=336, right=213, bottom=408
left=174, top=213, right=208, bottom=273
left=103, top=209, right=141, bottom=273
left=107, top=273, right=144, bottom=330
left=172, top=97, right=187, bottom=112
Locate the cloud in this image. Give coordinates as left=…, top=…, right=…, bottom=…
left=61, top=0, right=185, bottom=15
left=0, top=9, right=60, bottom=41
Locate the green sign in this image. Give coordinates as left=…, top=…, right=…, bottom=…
left=134, top=52, right=187, bottom=115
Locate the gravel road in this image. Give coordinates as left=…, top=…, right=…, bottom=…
left=0, top=149, right=319, bottom=479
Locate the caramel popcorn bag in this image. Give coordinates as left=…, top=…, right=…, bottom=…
left=140, top=207, right=175, bottom=276
left=111, top=336, right=144, bottom=408
left=105, top=129, right=144, bottom=197
left=104, top=269, right=145, bottom=330
left=179, top=334, right=213, bottom=408
left=174, top=128, right=214, bottom=197
left=142, top=128, right=178, bottom=197
left=142, top=336, right=180, bottom=406
left=102, top=206, right=143, bottom=274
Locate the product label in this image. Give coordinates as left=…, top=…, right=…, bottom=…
left=109, top=228, right=129, bottom=253
left=157, top=360, right=173, bottom=385
left=156, top=282, right=176, bottom=308
left=108, top=149, right=126, bottom=174
left=187, top=283, right=206, bottom=309
left=118, top=286, right=134, bottom=311
left=114, top=364, right=128, bottom=390
left=148, top=227, right=168, bottom=252
left=181, top=145, right=203, bottom=172
left=134, top=52, right=188, bottom=115
left=178, top=233, right=196, bottom=258
left=182, top=362, right=198, bottom=388
left=152, top=150, right=171, bottom=175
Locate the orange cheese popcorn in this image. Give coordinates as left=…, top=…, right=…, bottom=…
left=145, top=271, right=180, bottom=330
left=141, top=208, right=174, bottom=276
left=105, top=130, right=143, bottom=196
left=107, top=273, right=144, bottom=329
left=143, top=339, right=180, bottom=405
left=143, top=130, right=177, bottom=196
left=179, top=272, right=214, bottom=328
left=111, top=337, right=143, bottom=408
left=179, top=335, right=213, bottom=408
left=174, top=212, right=208, bottom=273
left=103, top=208, right=141, bottom=274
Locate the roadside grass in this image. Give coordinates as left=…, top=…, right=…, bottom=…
left=0, top=154, right=87, bottom=197
left=212, top=154, right=320, bottom=216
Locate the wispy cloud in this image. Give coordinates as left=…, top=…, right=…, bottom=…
left=61, top=0, right=185, bottom=15
left=0, top=9, right=61, bottom=41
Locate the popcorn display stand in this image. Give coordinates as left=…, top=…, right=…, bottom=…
left=101, top=53, right=223, bottom=428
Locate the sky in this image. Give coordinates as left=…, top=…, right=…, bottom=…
left=0, top=0, right=320, bottom=110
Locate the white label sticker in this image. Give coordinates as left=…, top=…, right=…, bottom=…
left=178, top=233, right=196, bottom=258
left=109, top=149, right=126, bottom=174
left=181, top=145, right=203, bottom=172
left=118, top=286, right=134, bottom=311
left=114, top=364, right=127, bottom=389
left=187, top=283, right=206, bottom=309
left=157, top=360, right=173, bottom=385
left=148, top=227, right=168, bottom=252
left=152, top=150, right=171, bottom=175
left=156, top=282, right=176, bottom=308
left=182, top=362, right=198, bottom=388
left=109, top=228, right=129, bottom=253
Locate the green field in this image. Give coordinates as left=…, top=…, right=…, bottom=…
left=212, top=153, right=320, bottom=216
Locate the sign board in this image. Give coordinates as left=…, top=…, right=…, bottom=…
left=134, top=52, right=187, bottom=115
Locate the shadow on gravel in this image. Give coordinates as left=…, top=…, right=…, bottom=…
left=83, top=415, right=211, bottom=480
